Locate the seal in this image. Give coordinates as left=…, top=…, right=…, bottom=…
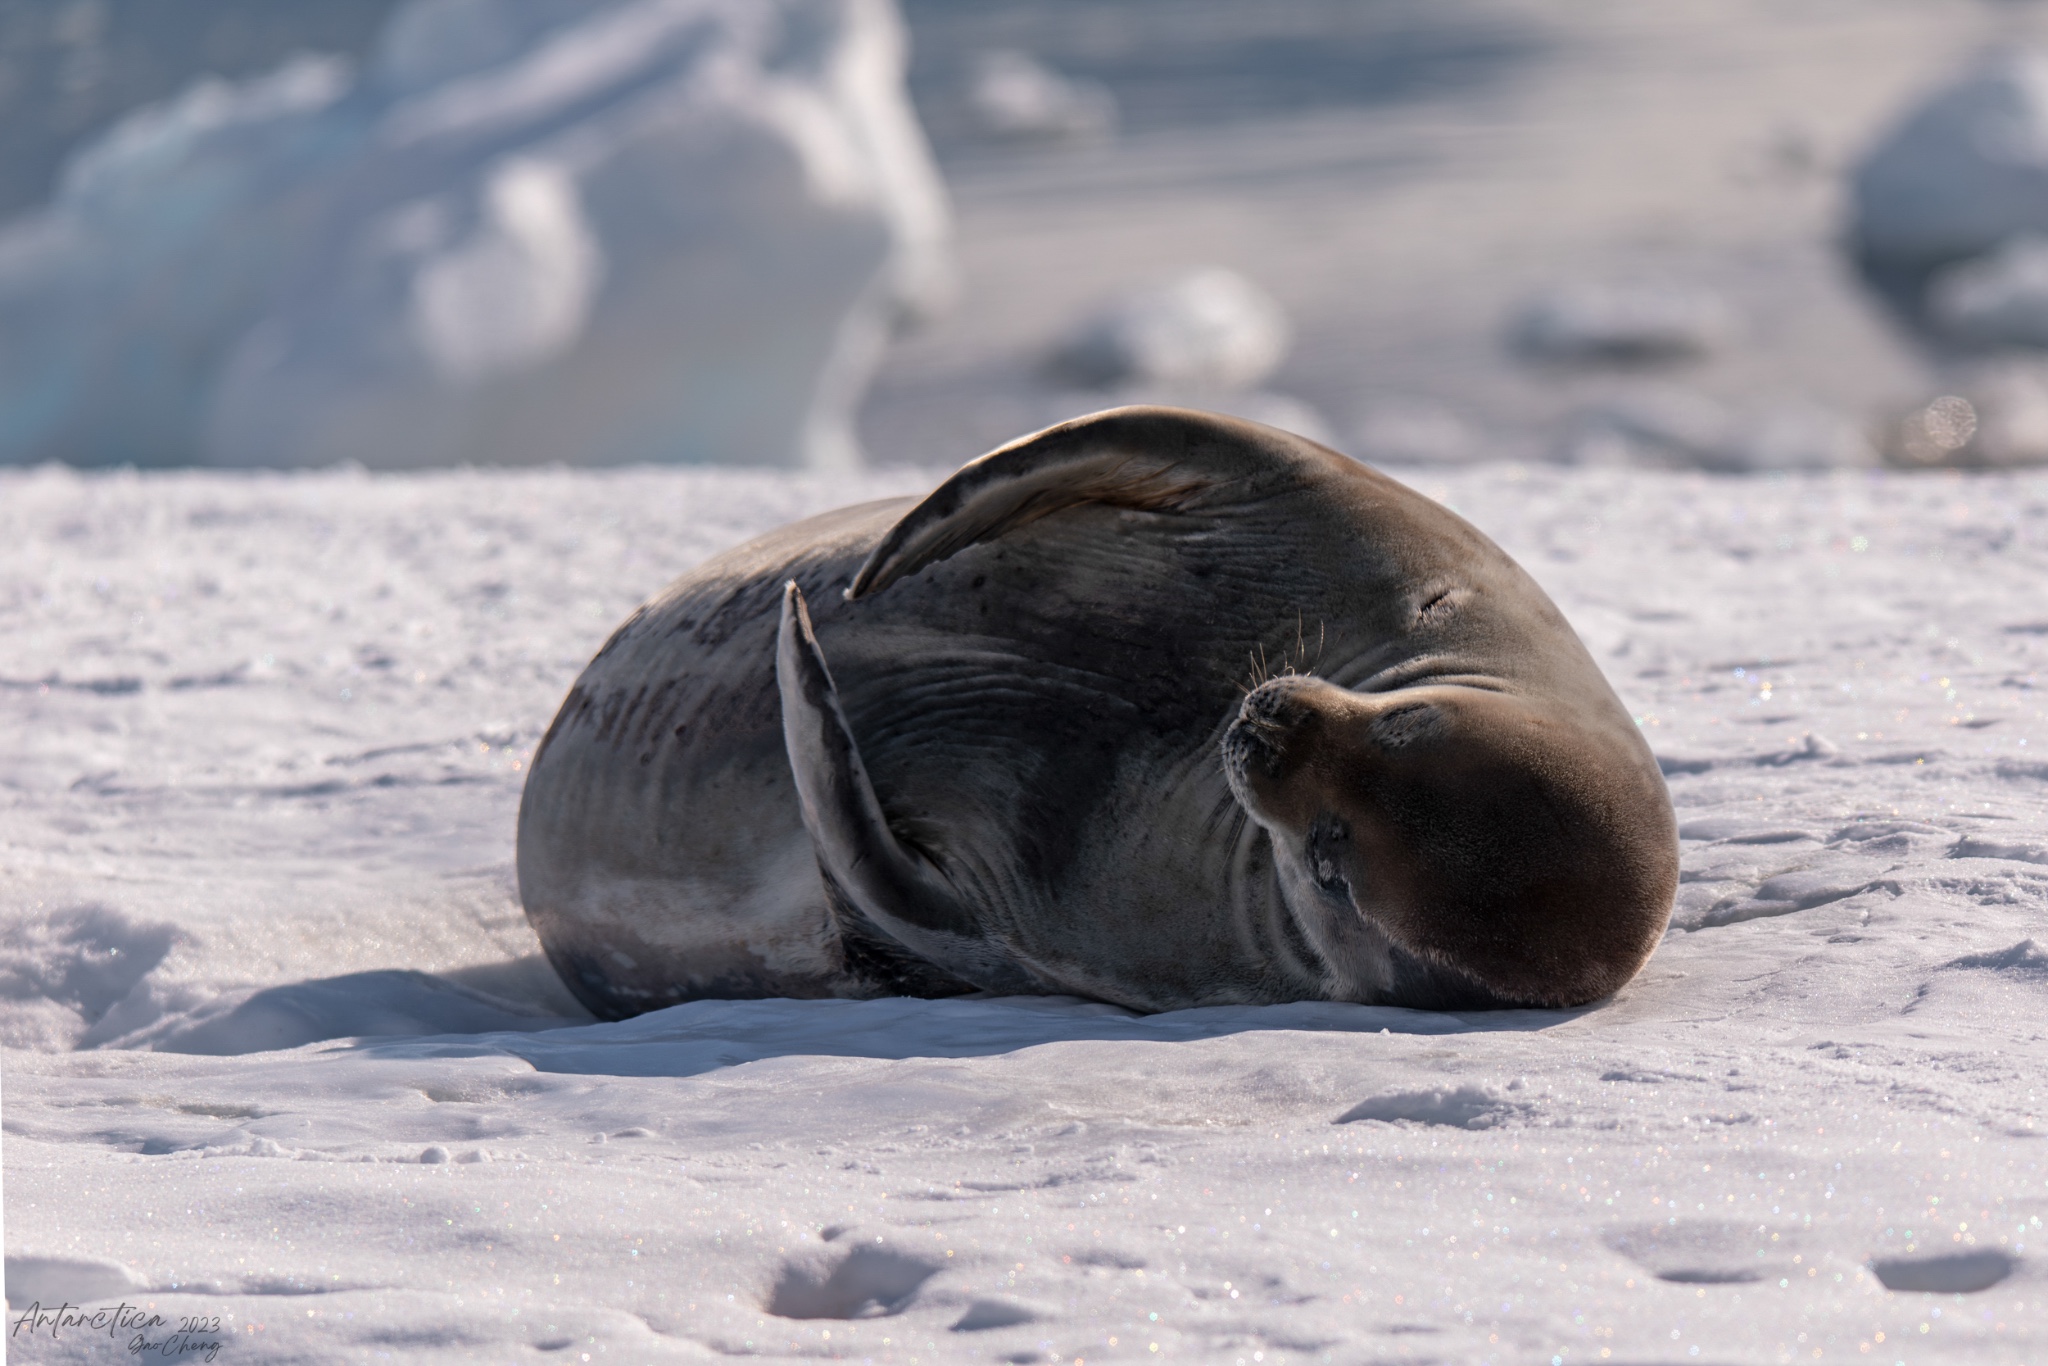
left=516, top=406, right=1678, bottom=1018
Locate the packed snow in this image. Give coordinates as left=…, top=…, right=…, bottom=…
left=0, top=0, right=950, bottom=472
left=5, top=455, right=2047, bottom=1363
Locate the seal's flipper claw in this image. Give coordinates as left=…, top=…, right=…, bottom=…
left=847, top=405, right=1326, bottom=600
left=776, top=582, right=1033, bottom=993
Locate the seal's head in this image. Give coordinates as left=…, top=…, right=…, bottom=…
left=1223, top=673, right=1676, bottom=1008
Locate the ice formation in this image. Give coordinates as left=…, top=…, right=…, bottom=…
left=1559, top=385, right=1874, bottom=472
left=1511, top=279, right=1735, bottom=363
left=1852, top=46, right=2048, bottom=270
left=1349, top=398, right=1483, bottom=466
left=957, top=50, right=1117, bottom=144
left=0, top=0, right=950, bottom=471
left=1929, top=232, right=2048, bottom=347
left=1048, top=268, right=1291, bottom=391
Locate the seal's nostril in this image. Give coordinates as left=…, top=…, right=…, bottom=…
left=1237, top=677, right=1315, bottom=734
left=1225, top=676, right=1331, bottom=789
left=1241, top=711, right=1289, bottom=749
left=1221, top=723, right=1268, bottom=781
left=1224, top=706, right=1294, bottom=782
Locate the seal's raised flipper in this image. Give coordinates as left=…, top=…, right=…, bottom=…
left=848, top=405, right=1321, bottom=600
left=777, top=582, right=1037, bottom=994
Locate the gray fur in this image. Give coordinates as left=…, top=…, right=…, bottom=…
left=517, top=406, right=1678, bottom=1017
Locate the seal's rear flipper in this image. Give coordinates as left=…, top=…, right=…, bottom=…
left=848, top=405, right=1327, bottom=599
left=777, top=582, right=1037, bottom=994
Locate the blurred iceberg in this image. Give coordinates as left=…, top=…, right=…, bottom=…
left=1350, top=398, right=1484, bottom=466
left=1049, top=268, right=1290, bottom=391
left=1559, top=385, right=1874, bottom=472
left=958, top=50, right=1117, bottom=144
left=1852, top=48, right=2048, bottom=272
left=1565, top=385, right=1733, bottom=467
left=0, top=0, right=950, bottom=470
left=1927, top=233, right=2048, bottom=347
left=1511, top=279, right=1733, bottom=364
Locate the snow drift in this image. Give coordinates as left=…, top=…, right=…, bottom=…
left=0, top=0, right=950, bottom=471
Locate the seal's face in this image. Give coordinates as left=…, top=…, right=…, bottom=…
left=1223, top=674, right=1675, bottom=1008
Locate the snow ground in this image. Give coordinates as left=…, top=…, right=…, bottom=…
left=4, top=459, right=2047, bottom=1364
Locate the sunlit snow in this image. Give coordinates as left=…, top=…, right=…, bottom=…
left=4, top=459, right=2045, bottom=1363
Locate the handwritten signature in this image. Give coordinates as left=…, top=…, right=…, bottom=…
left=11, top=1302, right=224, bottom=1361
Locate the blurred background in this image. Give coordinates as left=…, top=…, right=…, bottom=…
left=5, top=0, right=2048, bottom=473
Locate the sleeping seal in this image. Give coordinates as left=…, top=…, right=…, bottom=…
left=517, top=406, right=1677, bottom=1017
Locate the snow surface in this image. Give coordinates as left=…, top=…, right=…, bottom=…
left=5, top=457, right=2048, bottom=1363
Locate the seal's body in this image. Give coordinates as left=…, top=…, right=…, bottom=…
left=517, top=407, right=1677, bottom=1018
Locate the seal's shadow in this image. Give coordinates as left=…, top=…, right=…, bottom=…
left=136, top=959, right=592, bottom=1055
left=348, top=990, right=1583, bottom=1079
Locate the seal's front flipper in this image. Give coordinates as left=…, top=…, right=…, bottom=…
left=848, top=404, right=1331, bottom=599
left=777, top=581, right=1036, bottom=994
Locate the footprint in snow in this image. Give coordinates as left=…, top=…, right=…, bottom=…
left=1604, top=1221, right=1802, bottom=1285
left=1942, top=939, right=2048, bottom=979
left=1334, top=1084, right=1526, bottom=1129
left=765, top=1243, right=940, bottom=1320
left=1869, top=1249, right=2014, bottom=1293
left=1948, top=837, right=2048, bottom=865
left=952, top=1298, right=1039, bottom=1331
